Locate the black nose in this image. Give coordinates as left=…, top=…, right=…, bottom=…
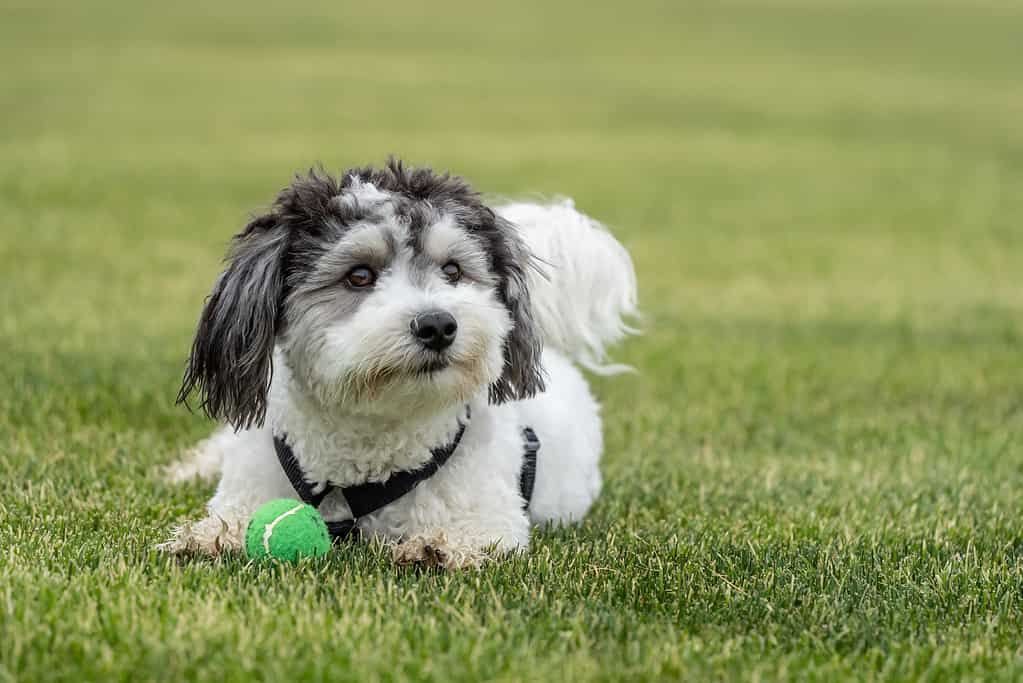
left=410, top=311, right=458, bottom=351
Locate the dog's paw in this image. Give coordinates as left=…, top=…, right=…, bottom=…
left=393, top=532, right=488, bottom=571
left=156, top=516, right=244, bottom=557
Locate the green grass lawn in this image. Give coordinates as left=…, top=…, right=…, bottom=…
left=2, top=0, right=1023, bottom=679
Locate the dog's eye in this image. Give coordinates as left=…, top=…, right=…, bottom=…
left=441, top=262, right=461, bottom=283
left=345, top=266, right=377, bottom=289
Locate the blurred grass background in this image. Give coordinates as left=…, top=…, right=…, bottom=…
left=2, top=0, right=1022, bottom=680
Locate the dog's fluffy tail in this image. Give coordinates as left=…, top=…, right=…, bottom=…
left=498, top=199, right=639, bottom=374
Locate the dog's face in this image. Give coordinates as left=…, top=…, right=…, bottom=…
left=179, top=160, right=544, bottom=428
left=282, top=178, right=522, bottom=416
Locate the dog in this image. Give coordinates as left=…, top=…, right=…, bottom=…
left=160, top=158, right=638, bottom=569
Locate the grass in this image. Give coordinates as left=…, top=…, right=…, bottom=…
left=2, top=0, right=1023, bottom=679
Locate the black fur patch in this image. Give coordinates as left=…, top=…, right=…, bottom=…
left=177, top=214, right=288, bottom=430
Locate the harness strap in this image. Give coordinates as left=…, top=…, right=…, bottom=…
left=273, top=407, right=469, bottom=542
left=340, top=415, right=467, bottom=519
left=520, top=427, right=540, bottom=510
left=273, top=407, right=541, bottom=542
left=274, top=435, right=332, bottom=509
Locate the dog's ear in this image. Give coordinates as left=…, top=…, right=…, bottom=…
left=489, top=217, right=546, bottom=404
left=178, top=213, right=289, bottom=430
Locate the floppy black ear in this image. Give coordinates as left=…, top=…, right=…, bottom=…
left=177, top=214, right=289, bottom=430
left=489, top=217, right=546, bottom=404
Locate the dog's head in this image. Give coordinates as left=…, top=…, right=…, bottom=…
left=178, top=159, right=544, bottom=428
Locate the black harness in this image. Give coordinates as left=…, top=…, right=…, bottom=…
left=273, top=407, right=540, bottom=542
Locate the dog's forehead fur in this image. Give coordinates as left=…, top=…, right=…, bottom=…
left=244, top=159, right=532, bottom=314
left=267, top=158, right=497, bottom=259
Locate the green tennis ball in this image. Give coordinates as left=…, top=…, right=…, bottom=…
left=245, top=499, right=331, bottom=562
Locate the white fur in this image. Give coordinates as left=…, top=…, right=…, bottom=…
left=500, top=199, right=640, bottom=373
left=161, top=201, right=637, bottom=569
left=335, top=176, right=393, bottom=211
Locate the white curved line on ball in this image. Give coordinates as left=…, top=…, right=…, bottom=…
left=262, top=503, right=306, bottom=555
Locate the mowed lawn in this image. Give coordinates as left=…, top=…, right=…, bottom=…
left=2, top=0, right=1023, bottom=680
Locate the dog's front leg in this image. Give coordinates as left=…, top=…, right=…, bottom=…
left=158, top=426, right=294, bottom=557
left=370, top=464, right=532, bottom=570
left=391, top=525, right=526, bottom=571
left=390, top=528, right=508, bottom=570
left=158, top=514, right=246, bottom=556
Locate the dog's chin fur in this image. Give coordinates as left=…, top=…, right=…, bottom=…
left=162, top=160, right=639, bottom=569
left=284, top=350, right=496, bottom=421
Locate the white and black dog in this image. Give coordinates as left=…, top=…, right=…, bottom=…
left=161, top=159, right=638, bottom=569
